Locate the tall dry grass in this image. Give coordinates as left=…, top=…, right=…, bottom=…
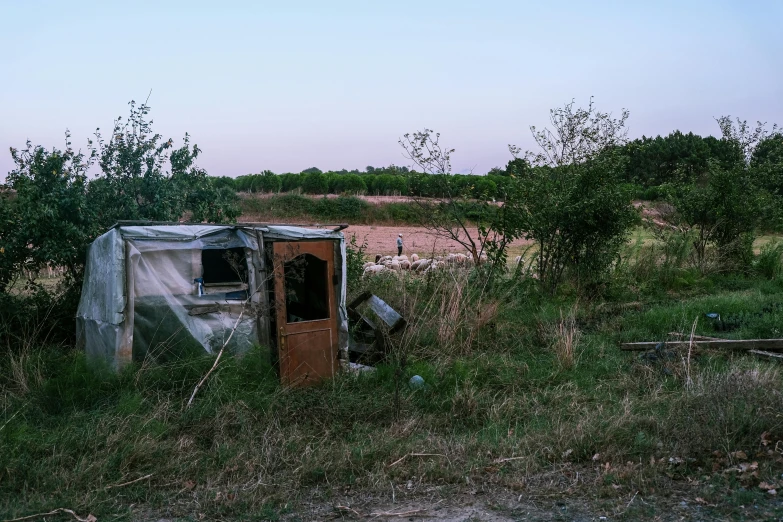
left=548, top=305, right=582, bottom=370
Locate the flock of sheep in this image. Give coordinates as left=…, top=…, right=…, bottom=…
left=362, top=251, right=490, bottom=276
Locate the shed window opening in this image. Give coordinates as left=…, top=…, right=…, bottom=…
left=284, top=254, right=329, bottom=323
left=201, top=248, right=248, bottom=286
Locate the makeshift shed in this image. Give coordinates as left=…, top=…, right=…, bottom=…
left=76, top=222, right=349, bottom=386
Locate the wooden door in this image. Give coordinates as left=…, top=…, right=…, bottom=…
left=272, top=241, right=338, bottom=386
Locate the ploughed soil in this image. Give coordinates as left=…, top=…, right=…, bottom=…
left=343, top=225, right=532, bottom=258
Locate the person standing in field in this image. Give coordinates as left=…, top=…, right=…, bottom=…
left=397, top=234, right=403, bottom=256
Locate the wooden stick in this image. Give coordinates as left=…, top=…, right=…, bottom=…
left=494, top=456, right=527, bottom=464
left=621, top=339, right=783, bottom=352
left=387, top=453, right=447, bottom=467
left=334, top=505, right=363, bottom=517
left=186, top=309, right=245, bottom=408
left=370, top=508, right=428, bottom=518
left=749, top=350, right=783, bottom=361
left=667, top=332, right=724, bottom=341
left=104, top=473, right=153, bottom=490
left=3, top=508, right=95, bottom=522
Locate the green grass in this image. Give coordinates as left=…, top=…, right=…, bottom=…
left=3, top=264, right=783, bottom=519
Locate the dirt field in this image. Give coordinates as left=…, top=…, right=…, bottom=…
left=343, top=225, right=532, bottom=258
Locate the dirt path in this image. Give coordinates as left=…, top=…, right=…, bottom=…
left=343, top=225, right=532, bottom=258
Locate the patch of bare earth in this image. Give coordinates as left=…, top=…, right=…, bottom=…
left=342, top=225, right=532, bottom=258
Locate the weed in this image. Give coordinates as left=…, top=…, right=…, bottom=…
left=755, top=240, right=783, bottom=280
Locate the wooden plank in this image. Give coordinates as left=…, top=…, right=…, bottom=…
left=347, top=291, right=372, bottom=311
left=253, top=230, right=271, bottom=350
left=667, top=332, right=725, bottom=341
left=117, top=240, right=135, bottom=370
left=188, top=304, right=220, bottom=316
left=367, top=294, right=403, bottom=329
left=621, top=339, right=783, bottom=352
left=749, top=350, right=783, bottom=361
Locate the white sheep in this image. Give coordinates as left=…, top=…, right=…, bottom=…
left=414, top=259, right=432, bottom=272
left=424, top=260, right=442, bottom=274
left=363, top=261, right=376, bottom=269
left=400, top=260, right=411, bottom=270
left=363, top=265, right=387, bottom=276
left=410, top=253, right=419, bottom=262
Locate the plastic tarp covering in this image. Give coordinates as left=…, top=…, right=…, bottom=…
left=127, top=228, right=258, bottom=362
left=77, top=224, right=349, bottom=368
left=76, top=228, right=125, bottom=365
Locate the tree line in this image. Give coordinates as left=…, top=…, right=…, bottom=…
left=222, top=125, right=783, bottom=205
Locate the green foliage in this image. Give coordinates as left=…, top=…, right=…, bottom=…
left=400, top=129, right=514, bottom=267
left=2, top=136, right=94, bottom=291
left=666, top=163, right=763, bottom=270
left=507, top=99, right=638, bottom=293
left=0, top=100, right=239, bottom=295
left=620, top=131, right=741, bottom=187
left=330, top=173, right=367, bottom=194
left=345, top=234, right=368, bottom=291
left=301, top=171, right=329, bottom=194
left=510, top=159, right=638, bottom=292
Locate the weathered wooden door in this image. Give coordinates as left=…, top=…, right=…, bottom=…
left=272, top=241, right=338, bottom=386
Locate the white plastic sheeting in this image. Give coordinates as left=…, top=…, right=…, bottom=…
left=76, top=224, right=348, bottom=370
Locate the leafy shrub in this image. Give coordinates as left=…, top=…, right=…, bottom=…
left=666, top=163, right=763, bottom=271
left=313, top=196, right=370, bottom=221
left=345, top=234, right=368, bottom=292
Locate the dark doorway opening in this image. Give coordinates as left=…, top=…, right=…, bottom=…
left=284, top=254, right=329, bottom=322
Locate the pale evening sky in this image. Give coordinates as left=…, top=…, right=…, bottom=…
left=1, top=0, right=781, bottom=179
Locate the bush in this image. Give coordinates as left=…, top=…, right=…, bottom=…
left=507, top=157, right=639, bottom=293
left=313, top=196, right=370, bottom=221
left=667, top=163, right=764, bottom=271
left=345, top=234, right=368, bottom=292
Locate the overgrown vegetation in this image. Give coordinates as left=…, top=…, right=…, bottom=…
left=3, top=254, right=783, bottom=519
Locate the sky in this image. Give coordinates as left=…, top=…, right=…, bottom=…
left=1, top=0, right=781, bottom=179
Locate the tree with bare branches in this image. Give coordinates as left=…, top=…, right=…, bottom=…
left=399, top=129, right=516, bottom=268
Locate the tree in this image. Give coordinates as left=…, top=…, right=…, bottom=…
left=259, top=170, right=282, bottom=193
left=506, top=98, right=638, bottom=293
left=301, top=171, right=328, bottom=194
left=86, top=100, right=238, bottom=226
left=1, top=134, right=94, bottom=291
left=399, top=129, right=515, bottom=267
left=716, top=116, right=779, bottom=164
left=664, top=162, right=763, bottom=271
left=750, top=134, right=783, bottom=199
left=1, top=100, right=239, bottom=292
